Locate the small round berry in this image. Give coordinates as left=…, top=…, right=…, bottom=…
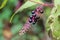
left=30, top=16, right=32, bottom=19
left=29, top=19, right=32, bottom=23
left=32, top=11, right=35, bottom=14
left=32, top=18, right=37, bottom=24
left=32, top=14, right=36, bottom=17
left=32, top=22, right=36, bottom=24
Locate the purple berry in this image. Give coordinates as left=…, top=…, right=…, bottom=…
left=30, top=16, right=33, bottom=19
left=32, top=14, right=36, bottom=17
left=29, top=19, right=32, bottom=23
left=32, top=11, right=35, bottom=14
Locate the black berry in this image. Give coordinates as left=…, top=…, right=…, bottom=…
left=29, top=19, right=32, bottom=23
left=33, top=22, right=36, bottom=24
left=30, top=16, right=33, bottom=19
left=32, top=11, right=35, bottom=14
left=32, top=14, right=36, bottom=17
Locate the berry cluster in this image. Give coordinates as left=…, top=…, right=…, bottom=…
left=29, top=11, right=40, bottom=24
left=19, top=6, right=44, bottom=35
left=29, top=6, right=44, bottom=24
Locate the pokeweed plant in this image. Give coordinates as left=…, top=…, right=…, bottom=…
left=10, top=0, right=53, bottom=36
left=0, top=0, right=60, bottom=40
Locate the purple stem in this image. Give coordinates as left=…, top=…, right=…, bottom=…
left=19, top=21, right=31, bottom=35
left=19, top=5, right=44, bottom=35
left=14, top=0, right=24, bottom=11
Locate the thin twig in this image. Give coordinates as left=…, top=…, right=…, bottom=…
left=29, top=0, right=54, bottom=7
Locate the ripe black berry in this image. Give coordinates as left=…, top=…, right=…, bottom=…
left=32, top=14, right=36, bottom=17
left=30, top=16, right=33, bottom=19
left=32, top=11, right=35, bottom=14
left=33, top=22, right=36, bottom=24
left=29, top=19, right=32, bottom=23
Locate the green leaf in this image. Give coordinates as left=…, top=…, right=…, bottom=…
left=54, top=0, right=60, bottom=5
left=46, top=5, right=60, bottom=39
left=15, top=1, right=37, bottom=13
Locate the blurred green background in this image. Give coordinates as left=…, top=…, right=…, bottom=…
left=0, top=0, right=60, bottom=40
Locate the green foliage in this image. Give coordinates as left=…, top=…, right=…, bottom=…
left=46, top=0, right=60, bottom=40
left=0, top=0, right=60, bottom=40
